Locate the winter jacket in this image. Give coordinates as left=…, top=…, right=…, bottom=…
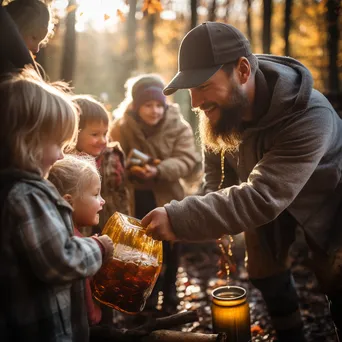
left=165, top=55, right=342, bottom=256
left=0, top=6, right=37, bottom=76
left=96, top=141, right=130, bottom=227
left=110, top=103, right=202, bottom=215
left=0, top=169, right=103, bottom=342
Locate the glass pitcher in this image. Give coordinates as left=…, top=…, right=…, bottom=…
left=92, top=212, right=163, bottom=315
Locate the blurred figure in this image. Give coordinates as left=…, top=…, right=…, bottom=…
left=4, top=0, right=51, bottom=55
left=0, top=1, right=35, bottom=75
left=3, top=0, right=52, bottom=78
left=110, top=73, right=201, bottom=313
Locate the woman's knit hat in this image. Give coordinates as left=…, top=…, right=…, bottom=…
left=132, top=74, right=166, bottom=111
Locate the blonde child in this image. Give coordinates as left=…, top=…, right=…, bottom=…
left=0, top=68, right=113, bottom=342
left=72, top=95, right=130, bottom=232
left=48, top=154, right=107, bottom=327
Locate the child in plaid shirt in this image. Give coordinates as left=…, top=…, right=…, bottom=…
left=0, top=69, right=113, bottom=342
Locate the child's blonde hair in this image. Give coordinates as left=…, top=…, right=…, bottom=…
left=48, top=154, right=100, bottom=199
left=0, top=67, right=78, bottom=173
left=73, top=95, right=110, bottom=130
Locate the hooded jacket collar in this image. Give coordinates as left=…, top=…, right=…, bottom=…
left=0, top=168, right=72, bottom=210
left=245, top=55, right=313, bottom=134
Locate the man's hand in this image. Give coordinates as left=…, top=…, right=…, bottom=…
left=141, top=207, right=177, bottom=241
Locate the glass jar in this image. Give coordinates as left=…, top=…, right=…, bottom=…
left=211, top=285, right=251, bottom=342
left=92, top=212, right=163, bottom=315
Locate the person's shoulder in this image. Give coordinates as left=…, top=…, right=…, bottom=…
left=165, top=103, right=192, bottom=130
left=9, top=177, right=68, bottom=209
left=309, top=89, right=336, bottom=111
left=166, top=102, right=182, bottom=116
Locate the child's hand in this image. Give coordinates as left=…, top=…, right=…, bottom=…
left=143, top=164, right=159, bottom=180
left=130, top=165, right=147, bottom=179
left=130, top=164, right=158, bottom=180
left=92, top=234, right=114, bottom=262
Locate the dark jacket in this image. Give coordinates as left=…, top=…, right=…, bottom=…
left=165, top=55, right=342, bottom=255
left=0, top=169, right=103, bottom=341
left=0, top=6, right=36, bottom=76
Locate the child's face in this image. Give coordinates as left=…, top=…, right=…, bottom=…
left=71, top=174, right=105, bottom=227
left=23, top=26, right=49, bottom=54
left=76, top=121, right=108, bottom=157
left=138, top=100, right=165, bottom=126
left=41, top=142, right=64, bottom=178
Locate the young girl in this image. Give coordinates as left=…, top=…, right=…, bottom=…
left=72, top=95, right=130, bottom=232
left=0, top=68, right=113, bottom=342
left=48, top=154, right=106, bottom=327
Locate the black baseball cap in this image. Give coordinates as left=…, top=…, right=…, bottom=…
left=163, top=22, right=252, bottom=96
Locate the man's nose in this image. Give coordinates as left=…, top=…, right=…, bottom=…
left=189, top=89, right=203, bottom=109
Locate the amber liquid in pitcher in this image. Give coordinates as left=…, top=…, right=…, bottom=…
left=92, top=213, right=163, bottom=315
left=93, top=245, right=161, bottom=313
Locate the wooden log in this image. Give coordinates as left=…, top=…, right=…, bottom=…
left=90, top=327, right=226, bottom=342
left=142, top=330, right=227, bottom=342
left=134, top=309, right=200, bottom=333
left=89, top=310, right=204, bottom=342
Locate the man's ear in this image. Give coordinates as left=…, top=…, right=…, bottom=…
left=237, top=57, right=251, bottom=85
left=63, top=194, right=73, bottom=206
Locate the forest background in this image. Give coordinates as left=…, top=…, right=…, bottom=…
left=5, top=0, right=341, bottom=136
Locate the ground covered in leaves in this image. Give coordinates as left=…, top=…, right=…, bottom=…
left=113, top=235, right=338, bottom=341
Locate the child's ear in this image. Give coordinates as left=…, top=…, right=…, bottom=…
left=63, top=194, right=73, bottom=206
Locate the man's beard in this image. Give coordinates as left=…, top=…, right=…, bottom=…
left=197, top=84, right=249, bottom=154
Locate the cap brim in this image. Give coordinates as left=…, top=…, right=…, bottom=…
left=163, top=65, right=223, bottom=96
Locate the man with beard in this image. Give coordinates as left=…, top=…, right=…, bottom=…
left=141, top=22, right=342, bottom=341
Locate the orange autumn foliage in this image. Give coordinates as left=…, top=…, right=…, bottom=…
left=142, top=0, right=163, bottom=15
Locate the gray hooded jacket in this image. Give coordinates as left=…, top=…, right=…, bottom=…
left=165, top=55, right=342, bottom=255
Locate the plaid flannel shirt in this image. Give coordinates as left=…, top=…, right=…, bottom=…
left=0, top=169, right=103, bottom=342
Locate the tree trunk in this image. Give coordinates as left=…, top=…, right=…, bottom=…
left=126, top=0, right=137, bottom=72
left=326, top=0, right=340, bottom=94
left=60, top=0, right=77, bottom=83
left=145, top=13, right=157, bottom=72
left=246, top=0, right=253, bottom=48
left=208, top=0, right=217, bottom=22
left=284, top=0, right=293, bottom=56
left=190, top=0, right=198, bottom=30
left=262, top=0, right=272, bottom=54
left=225, top=0, right=230, bottom=22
